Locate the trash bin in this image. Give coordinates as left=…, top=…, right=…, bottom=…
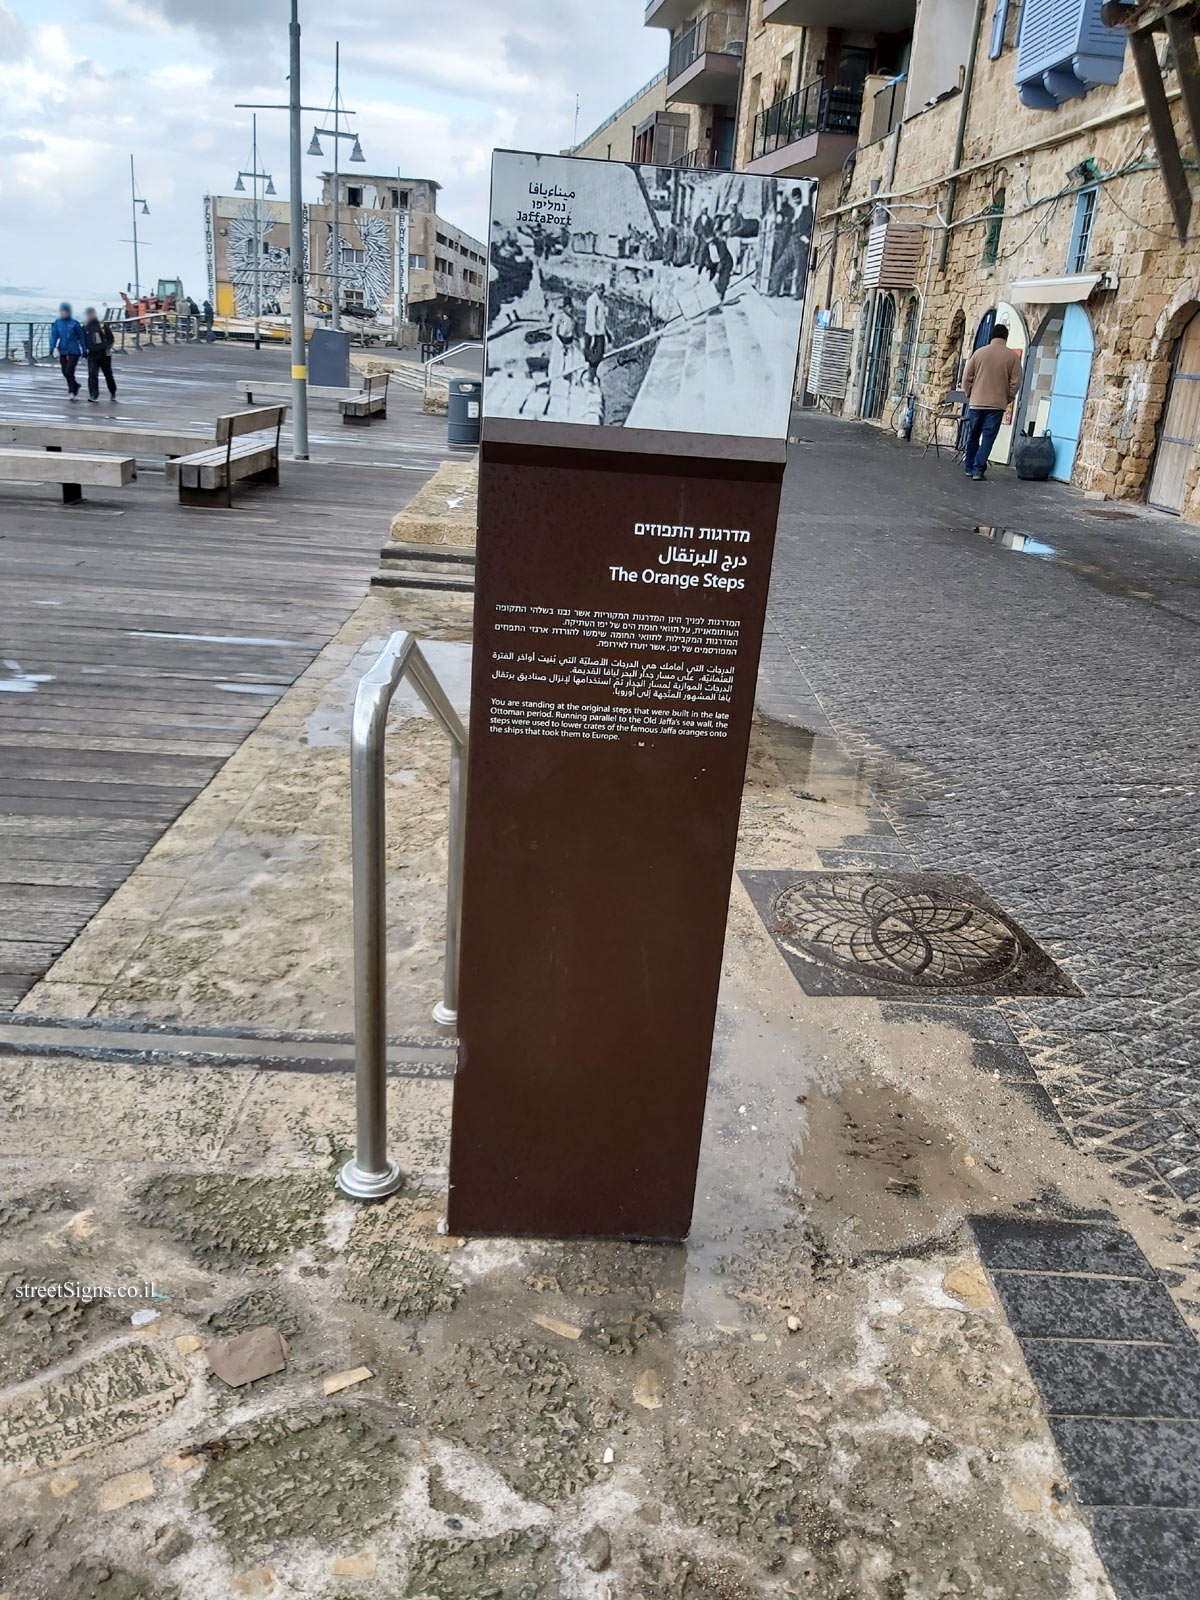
left=448, top=378, right=482, bottom=448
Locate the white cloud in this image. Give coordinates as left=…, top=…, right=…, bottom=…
left=1, top=0, right=665, bottom=313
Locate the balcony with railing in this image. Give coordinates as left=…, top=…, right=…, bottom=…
left=671, top=145, right=733, bottom=170
left=666, top=10, right=745, bottom=105
left=645, top=0, right=703, bottom=31
left=762, top=0, right=915, bottom=27
left=746, top=76, right=863, bottom=178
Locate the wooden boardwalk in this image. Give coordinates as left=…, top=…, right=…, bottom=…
left=0, top=343, right=451, bottom=1009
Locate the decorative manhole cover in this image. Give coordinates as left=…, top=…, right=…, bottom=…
left=740, top=870, right=1079, bottom=1000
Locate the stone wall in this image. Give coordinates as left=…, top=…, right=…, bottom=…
left=813, top=7, right=1200, bottom=516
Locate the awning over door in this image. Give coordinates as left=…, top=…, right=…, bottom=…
left=1008, top=273, right=1104, bottom=304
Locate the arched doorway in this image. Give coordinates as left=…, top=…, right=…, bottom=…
left=863, top=294, right=896, bottom=420
left=1147, top=310, right=1200, bottom=514
left=971, top=303, right=1028, bottom=465
left=1017, top=304, right=1094, bottom=481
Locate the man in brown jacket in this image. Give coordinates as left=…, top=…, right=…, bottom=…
left=961, top=324, right=1023, bottom=480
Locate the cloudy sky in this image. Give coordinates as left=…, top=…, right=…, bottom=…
left=0, top=0, right=664, bottom=314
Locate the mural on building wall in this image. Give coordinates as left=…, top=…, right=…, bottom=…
left=228, top=201, right=290, bottom=316
left=322, top=212, right=393, bottom=314
left=204, top=198, right=215, bottom=305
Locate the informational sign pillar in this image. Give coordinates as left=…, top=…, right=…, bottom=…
left=448, top=151, right=815, bottom=1240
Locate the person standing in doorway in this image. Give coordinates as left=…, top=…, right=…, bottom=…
left=83, top=307, right=117, bottom=401
left=583, top=282, right=608, bottom=375
left=49, top=302, right=86, bottom=399
left=962, top=324, right=1023, bottom=480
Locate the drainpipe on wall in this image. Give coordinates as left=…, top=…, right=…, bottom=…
left=938, top=0, right=987, bottom=272
left=731, top=0, right=753, bottom=167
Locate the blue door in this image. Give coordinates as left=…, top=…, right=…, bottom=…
left=1046, top=303, right=1093, bottom=481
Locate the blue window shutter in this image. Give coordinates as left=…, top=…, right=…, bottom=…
left=1015, top=0, right=1126, bottom=107
left=989, top=0, right=1010, bottom=59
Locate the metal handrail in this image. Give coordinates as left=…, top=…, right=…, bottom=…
left=337, top=630, right=468, bottom=1202
left=422, top=341, right=483, bottom=398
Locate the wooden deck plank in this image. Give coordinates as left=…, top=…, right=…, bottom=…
left=0, top=343, right=452, bottom=1007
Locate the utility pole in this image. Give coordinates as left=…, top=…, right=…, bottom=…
left=129, top=156, right=149, bottom=301
left=307, top=42, right=364, bottom=335
left=234, top=115, right=275, bottom=352
left=237, top=0, right=321, bottom=460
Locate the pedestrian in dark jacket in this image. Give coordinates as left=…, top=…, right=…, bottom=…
left=83, top=307, right=117, bottom=401
left=49, top=302, right=86, bottom=399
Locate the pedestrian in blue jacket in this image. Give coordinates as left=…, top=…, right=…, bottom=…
left=49, top=303, right=86, bottom=399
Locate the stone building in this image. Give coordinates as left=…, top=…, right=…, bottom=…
left=615, top=0, right=1200, bottom=522
left=204, top=171, right=486, bottom=343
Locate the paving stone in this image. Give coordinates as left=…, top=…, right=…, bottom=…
left=970, top=1039, right=1039, bottom=1080
left=0, top=1340, right=187, bottom=1478
left=1021, top=1338, right=1200, bottom=1419
left=972, top=1217, right=1155, bottom=1278
left=1052, top=1418, right=1200, bottom=1507
left=988, top=1271, right=1189, bottom=1344
left=1088, top=1509, right=1200, bottom=1600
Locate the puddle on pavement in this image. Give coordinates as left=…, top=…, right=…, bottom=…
left=127, top=630, right=308, bottom=648
left=795, top=1079, right=1025, bottom=1262
left=0, top=658, right=55, bottom=693
left=973, top=526, right=1157, bottom=600
left=758, top=716, right=879, bottom=807
left=216, top=682, right=291, bottom=696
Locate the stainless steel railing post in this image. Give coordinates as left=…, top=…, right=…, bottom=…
left=337, top=631, right=468, bottom=1202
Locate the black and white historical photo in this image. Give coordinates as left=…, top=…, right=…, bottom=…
left=484, top=150, right=814, bottom=440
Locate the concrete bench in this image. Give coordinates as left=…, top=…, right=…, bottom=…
left=0, top=421, right=214, bottom=461
left=237, top=372, right=389, bottom=425
left=0, top=446, right=136, bottom=503
left=165, top=406, right=286, bottom=508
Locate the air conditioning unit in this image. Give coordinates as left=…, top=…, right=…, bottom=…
left=863, top=221, right=923, bottom=289
left=808, top=324, right=855, bottom=400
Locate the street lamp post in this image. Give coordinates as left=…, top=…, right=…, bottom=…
left=307, top=41, right=364, bottom=334
left=235, top=115, right=276, bottom=352
left=129, top=156, right=150, bottom=302
left=236, top=0, right=333, bottom=461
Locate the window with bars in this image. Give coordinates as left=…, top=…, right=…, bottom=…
left=1068, top=185, right=1097, bottom=273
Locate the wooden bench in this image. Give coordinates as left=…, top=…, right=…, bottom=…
left=164, top=406, right=285, bottom=508
left=0, top=446, right=136, bottom=503
left=237, top=372, right=389, bottom=425
left=0, top=420, right=214, bottom=462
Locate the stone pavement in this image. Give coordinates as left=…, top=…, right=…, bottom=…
left=0, top=630, right=1127, bottom=1597
left=763, top=411, right=1200, bottom=1264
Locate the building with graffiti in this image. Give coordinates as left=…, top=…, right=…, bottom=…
left=204, top=171, right=486, bottom=342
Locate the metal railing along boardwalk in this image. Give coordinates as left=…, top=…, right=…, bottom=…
left=2, top=315, right=201, bottom=363
left=338, top=631, right=467, bottom=1202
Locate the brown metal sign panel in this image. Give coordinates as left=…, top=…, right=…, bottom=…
left=447, top=440, right=784, bottom=1239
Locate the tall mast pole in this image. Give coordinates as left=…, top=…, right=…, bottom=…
left=130, top=155, right=140, bottom=301
left=331, top=41, right=341, bottom=333
left=252, top=115, right=262, bottom=352
left=287, top=0, right=309, bottom=458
